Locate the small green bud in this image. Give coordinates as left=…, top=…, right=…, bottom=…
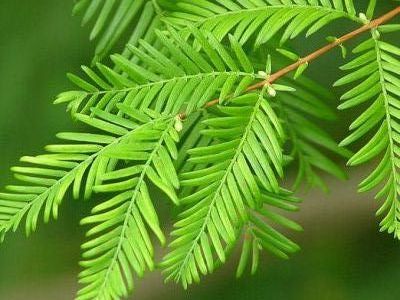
left=174, top=116, right=183, bottom=132
left=266, top=85, right=277, bottom=97
left=372, top=28, right=381, bottom=40
left=359, top=13, right=369, bottom=25
left=258, top=71, right=268, bottom=78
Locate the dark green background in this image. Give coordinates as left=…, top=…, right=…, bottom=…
left=0, top=1, right=400, bottom=299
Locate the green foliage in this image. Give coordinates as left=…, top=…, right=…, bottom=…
left=78, top=115, right=180, bottom=299
left=0, top=108, right=157, bottom=241
left=162, top=90, right=288, bottom=286
left=235, top=189, right=302, bottom=278
left=165, top=0, right=362, bottom=46
left=2, top=0, right=400, bottom=299
left=73, top=0, right=162, bottom=62
left=276, top=76, right=351, bottom=190
left=56, top=26, right=264, bottom=116
left=337, top=29, right=400, bottom=238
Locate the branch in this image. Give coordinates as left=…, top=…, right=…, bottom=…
left=180, top=6, right=400, bottom=119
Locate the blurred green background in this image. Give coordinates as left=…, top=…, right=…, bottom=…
left=0, top=1, right=400, bottom=299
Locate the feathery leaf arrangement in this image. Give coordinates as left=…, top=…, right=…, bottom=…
left=235, top=189, right=302, bottom=278
left=337, top=25, right=400, bottom=238
left=0, top=108, right=141, bottom=240
left=165, top=0, right=362, bottom=46
left=162, top=90, right=288, bottom=286
left=55, top=26, right=264, bottom=117
left=73, top=0, right=163, bottom=62
left=2, top=0, right=400, bottom=299
left=0, top=106, right=176, bottom=242
left=78, top=114, right=180, bottom=299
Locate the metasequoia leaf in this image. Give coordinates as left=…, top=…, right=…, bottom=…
left=338, top=28, right=400, bottom=238
left=0, top=108, right=175, bottom=241
left=161, top=89, right=302, bottom=287
left=73, top=0, right=163, bottom=62
left=3, top=2, right=400, bottom=300
left=165, top=0, right=362, bottom=46
left=77, top=116, right=180, bottom=299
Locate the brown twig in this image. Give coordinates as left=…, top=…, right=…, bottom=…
left=179, top=6, right=400, bottom=119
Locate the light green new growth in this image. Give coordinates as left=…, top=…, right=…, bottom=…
left=1, top=0, right=400, bottom=299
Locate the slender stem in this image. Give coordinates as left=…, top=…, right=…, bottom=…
left=180, top=6, right=400, bottom=118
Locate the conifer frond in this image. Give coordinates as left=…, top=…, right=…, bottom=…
left=161, top=89, right=289, bottom=287
left=236, top=189, right=302, bottom=278
left=77, top=115, right=179, bottom=300
left=165, top=0, right=362, bottom=47
left=56, top=27, right=262, bottom=116
left=254, top=46, right=349, bottom=189
left=0, top=106, right=171, bottom=241
left=4, top=3, right=400, bottom=299
left=336, top=31, right=400, bottom=238
left=73, top=0, right=162, bottom=62
left=173, top=42, right=348, bottom=192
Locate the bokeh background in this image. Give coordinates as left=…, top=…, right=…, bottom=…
left=1, top=1, right=400, bottom=299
